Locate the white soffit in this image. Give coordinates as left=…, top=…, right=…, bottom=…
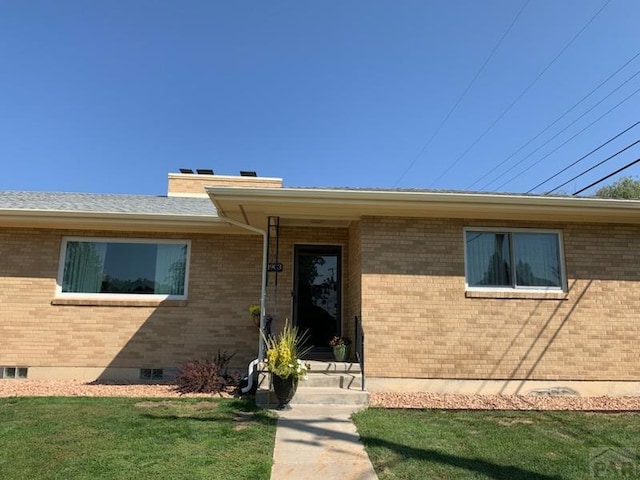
left=207, top=187, right=640, bottom=225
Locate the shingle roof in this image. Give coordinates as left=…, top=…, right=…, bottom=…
left=0, top=191, right=217, bottom=217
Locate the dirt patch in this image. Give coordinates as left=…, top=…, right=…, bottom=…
left=497, top=418, right=535, bottom=426
left=135, top=400, right=219, bottom=413
left=135, top=400, right=182, bottom=409
left=233, top=411, right=257, bottom=430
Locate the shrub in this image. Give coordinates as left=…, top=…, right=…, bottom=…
left=174, top=351, right=240, bottom=395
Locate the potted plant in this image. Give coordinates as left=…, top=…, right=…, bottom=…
left=329, top=336, right=352, bottom=362
left=249, top=304, right=261, bottom=328
left=261, top=319, right=311, bottom=409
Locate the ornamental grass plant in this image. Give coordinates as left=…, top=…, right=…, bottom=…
left=262, top=319, right=311, bottom=380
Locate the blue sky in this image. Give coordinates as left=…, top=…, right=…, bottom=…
left=1, top=1, right=638, bottom=196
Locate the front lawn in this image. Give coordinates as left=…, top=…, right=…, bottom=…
left=0, top=397, right=276, bottom=480
left=352, top=408, right=640, bottom=479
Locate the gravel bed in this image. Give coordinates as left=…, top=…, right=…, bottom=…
left=371, top=392, right=640, bottom=411
left=0, top=380, right=232, bottom=398
left=3, top=381, right=640, bottom=411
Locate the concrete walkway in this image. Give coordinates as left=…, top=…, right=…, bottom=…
left=270, top=405, right=378, bottom=480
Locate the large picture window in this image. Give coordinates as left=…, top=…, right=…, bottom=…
left=465, top=228, right=565, bottom=291
left=58, top=238, right=190, bottom=299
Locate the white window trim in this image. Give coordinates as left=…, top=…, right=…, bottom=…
left=56, top=236, right=191, bottom=301
left=463, top=227, right=567, bottom=293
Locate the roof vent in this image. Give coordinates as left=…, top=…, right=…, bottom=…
left=240, top=171, right=257, bottom=177
left=196, top=169, right=215, bottom=175
left=179, top=168, right=194, bottom=174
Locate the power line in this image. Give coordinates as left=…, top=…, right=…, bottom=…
left=547, top=138, right=640, bottom=194
left=489, top=84, right=640, bottom=191
left=467, top=51, right=640, bottom=190
left=393, top=0, right=531, bottom=187
left=427, top=0, right=612, bottom=188
left=526, top=121, right=640, bottom=193
left=478, top=69, right=640, bottom=190
left=573, top=157, right=640, bottom=195
left=479, top=69, right=640, bottom=190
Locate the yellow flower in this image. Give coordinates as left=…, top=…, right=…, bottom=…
left=261, top=319, right=312, bottom=380
left=266, top=348, right=278, bottom=369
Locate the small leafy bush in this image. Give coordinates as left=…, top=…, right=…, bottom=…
left=329, top=336, right=352, bottom=347
left=249, top=304, right=261, bottom=317
left=174, top=351, right=240, bottom=395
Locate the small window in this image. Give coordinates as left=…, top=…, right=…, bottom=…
left=465, top=228, right=565, bottom=291
left=57, top=238, right=190, bottom=299
left=140, top=368, right=164, bottom=381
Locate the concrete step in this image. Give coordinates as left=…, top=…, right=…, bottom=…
left=292, top=387, right=369, bottom=406
left=305, top=360, right=362, bottom=373
left=303, top=372, right=363, bottom=390
left=260, top=367, right=363, bottom=390
left=256, top=386, right=369, bottom=408
left=254, top=361, right=368, bottom=408
left=259, top=362, right=362, bottom=390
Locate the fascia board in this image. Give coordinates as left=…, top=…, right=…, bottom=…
left=0, top=209, right=241, bottom=234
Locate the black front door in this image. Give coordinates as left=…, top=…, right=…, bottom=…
left=293, top=245, right=341, bottom=352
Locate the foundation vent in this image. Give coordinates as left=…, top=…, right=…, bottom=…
left=140, top=368, right=164, bottom=381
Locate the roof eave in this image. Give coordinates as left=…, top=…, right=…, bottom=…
left=0, top=209, right=244, bottom=234
left=206, top=187, right=640, bottom=225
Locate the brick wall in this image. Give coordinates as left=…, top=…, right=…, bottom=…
left=6, top=215, right=637, bottom=384
left=0, top=224, right=352, bottom=378
left=0, top=228, right=263, bottom=374
left=360, top=216, right=640, bottom=382
left=167, top=174, right=282, bottom=196
left=346, top=221, right=362, bottom=345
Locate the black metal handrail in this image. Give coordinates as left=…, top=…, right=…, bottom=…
left=354, top=315, right=365, bottom=391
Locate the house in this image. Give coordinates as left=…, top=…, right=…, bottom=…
left=1, top=170, right=640, bottom=396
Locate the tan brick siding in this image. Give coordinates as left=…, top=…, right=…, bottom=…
left=167, top=174, right=282, bottom=196
left=360, top=216, right=640, bottom=382
left=0, top=228, right=263, bottom=373
left=5, top=215, right=639, bottom=384
left=346, top=221, right=362, bottom=346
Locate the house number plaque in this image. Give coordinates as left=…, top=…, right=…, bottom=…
left=267, top=263, right=283, bottom=272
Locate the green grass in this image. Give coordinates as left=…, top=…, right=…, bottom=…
left=0, top=397, right=276, bottom=480
left=352, top=408, right=640, bottom=479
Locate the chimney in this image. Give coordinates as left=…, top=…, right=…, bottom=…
left=167, top=169, right=283, bottom=197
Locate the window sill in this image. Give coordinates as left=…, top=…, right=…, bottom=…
left=51, top=298, right=188, bottom=307
left=465, top=290, right=568, bottom=300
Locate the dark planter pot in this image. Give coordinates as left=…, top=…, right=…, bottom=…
left=332, top=345, right=351, bottom=362
left=272, top=375, right=298, bottom=410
